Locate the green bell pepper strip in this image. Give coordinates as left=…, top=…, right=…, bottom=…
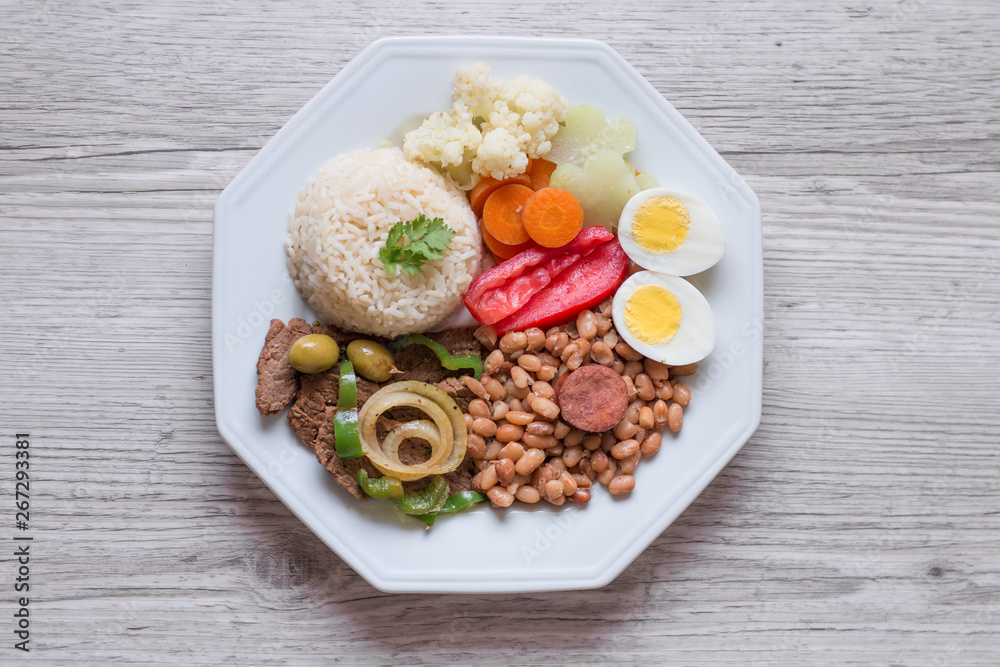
left=391, top=334, right=483, bottom=380
left=413, top=490, right=486, bottom=527
left=393, top=476, right=450, bottom=516
left=334, top=360, right=364, bottom=460
left=356, top=469, right=404, bottom=500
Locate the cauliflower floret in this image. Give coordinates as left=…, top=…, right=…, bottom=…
left=472, top=127, right=530, bottom=181
left=402, top=103, right=481, bottom=169
left=496, top=75, right=568, bottom=157
left=406, top=64, right=569, bottom=181
left=453, top=63, right=496, bottom=121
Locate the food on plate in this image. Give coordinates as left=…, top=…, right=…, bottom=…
left=463, top=226, right=616, bottom=325
left=255, top=319, right=482, bottom=499
left=345, top=339, right=398, bottom=382
left=527, top=158, right=557, bottom=190
left=286, top=147, right=480, bottom=338
left=612, top=271, right=716, bottom=366
left=403, top=63, right=568, bottom=184
left=550, top=150, right=658, bottom=231
left=556, top=365, right=629, bottom=433
left=468, top=172, right=532, bottom=218
left=491, top=239, right=629, bottom=334
left=482, top=183, right=535, bottom=245
left=392, top=475, right=451, bottom=515
left=392, top=333, right=483, bottom=379
left=358, top=381, right=468, bottom=480
left=255, top=64, right=722, bottom=526
left=547, top=104, right=636, bottom=166
left=378, top=214, right=457, bottom=277
left=465, top=298, right=694, bottom=506
left=255, top=318, right=312, bottom=415
left=617, top=188, right=726, bottom=276
left=546, top=105, right=659, bottom=229
left=481, top=222, right=534, bottom=260
left=520, top=187, right=584, bottom=248
left=333, top=360, right=363, bottom=459
left=288, top=333, right=340, bottom=374
left=356, top=469, right=404, bottom=499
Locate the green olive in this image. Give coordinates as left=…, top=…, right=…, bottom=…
left=346, top=339, right=398, bottom=382
left=288, top=334, right=339, bottom=374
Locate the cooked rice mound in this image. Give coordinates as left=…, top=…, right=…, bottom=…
left=287, top=147, right=481, bottom=338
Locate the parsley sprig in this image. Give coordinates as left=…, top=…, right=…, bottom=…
left=379, top=214, right=456, bottom=276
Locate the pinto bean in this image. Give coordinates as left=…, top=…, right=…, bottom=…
left=615, top=342, right=643, bottom=361
left=487, top=486, right=514, bottom=507
left=639, top=406, right=655, bottom=430
left=643, top=358, right=671, bottom=385
left=576, top=310, right=598, bottom=340
left=472, top=463, right=498, bottom=492
left=496, top=423, right=524, bottom=443
left=531, top=396, right=560, bottom=421
left=515, top=485, right=541, bottom=503
left=525, top=327, right=546, bottom=352
left=608, top=474, right=635, bottom=495
left=640, top=432, right=662, bottom=457
left=485, top=349, right=506, bottom=374
left=619, top=450, right=641, bottom=474
left=514, top=448, right=546, bottom=475
left=611, top=439, right=640, bottom=460
left=499, top=331, right=528, bottom=355
left=656, top=382, right=674, bottom=401
left=468, top=434, right=487, bottom=460
left=482, top=375, right=506, bottom=401
left=668, top=402, right=683, bottom=432
left=505, top=410, right=535, bottom=426
left=495, top=458, right=515, bottom=485
left=518, top=354, right=542, bottom=372
left=591, top=340, right=615, bottom=366
left=591, top=450, right=609, bottom=473
left=672, top=383, right=691, bottom=406
left=525, top=420, right=555, bottom=436
left=468, top=399, right=490, bottom=419
left=562, top=445, right=585, bottom=468
left=670, top=363, right=698, bottom=376
left=498, top=441, right=525, bottom=462
left=635, top=374, right=656, bottom=401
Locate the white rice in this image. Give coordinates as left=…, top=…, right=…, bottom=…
left=286, top=147, right=481, bottom=338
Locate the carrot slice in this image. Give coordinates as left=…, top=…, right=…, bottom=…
left=528, top=159, right=558, bottom=190
left=482, top=184, right=534, bottom=245
left=468, top=174, right=532, bottom=218
left=521, top=187, right=584, bottom=248
left=481, top=221, right=534, bottom=260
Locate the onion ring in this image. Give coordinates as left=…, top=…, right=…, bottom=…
left=358, top=381, right=467, bottom=481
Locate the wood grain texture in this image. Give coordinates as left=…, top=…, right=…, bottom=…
left=2, top=0, right=999, bottom=664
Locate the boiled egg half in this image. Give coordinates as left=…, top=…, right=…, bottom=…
left=618, top=188, right=725, bottom=276
left=612, top=271, right=715, bottom=366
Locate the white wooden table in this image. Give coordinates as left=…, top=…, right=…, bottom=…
left=2, top=1, right=998, bottom=664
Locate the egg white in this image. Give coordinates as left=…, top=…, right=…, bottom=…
left=612, top=271, right=715, bottom=366
left=618, top=188, right=726, bottom=276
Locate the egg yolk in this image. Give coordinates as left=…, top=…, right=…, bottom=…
left=632, top=196, right=690, bottom=254
left=624, top=285, right=682, bottom=345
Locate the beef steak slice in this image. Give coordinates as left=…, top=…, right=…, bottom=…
left=255, top=318, right=312, bottom=415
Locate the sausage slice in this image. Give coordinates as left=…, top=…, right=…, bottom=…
left=556, top=364, right=628, bottom=433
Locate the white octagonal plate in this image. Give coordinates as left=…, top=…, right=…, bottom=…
left=213, top=36, right=762, bottom=593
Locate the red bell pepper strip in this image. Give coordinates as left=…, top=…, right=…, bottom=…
left=493, top=239, right=629, bottom=335
left=464, top=226, right=614, bottom=325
